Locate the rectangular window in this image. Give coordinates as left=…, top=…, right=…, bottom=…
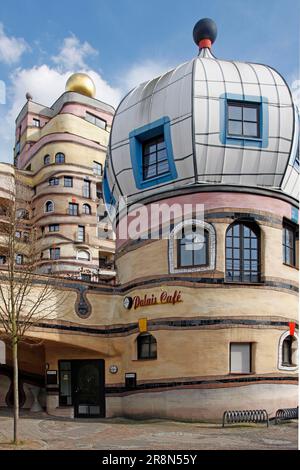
left=78, top=225, right=85, bottom=242
left=83, top=179, right=91, bottom=198
left=59, top=361, right=72, bottom=406
left=68, top=203, right=78, bottom=216
left=15, top=254, right=23, bottom=265
left=227, top=101, right=260, bottom=139
left=86, top=112, right=106, bottom=130
left=230, top=343, right=251, bottom=374
left=49, top=177, right=59, bottom=186
left=142, top=135, right=169, bottom=181
left=33, top=118, right=40, bottom=127
left=49, top=224, right=59, bottom=232
left=93, top=161, right=103, bottom=176
left=50, top=247, right=60, bottom=260
left=283, top=221, right=298, bottom=267
left=64, top=176, right=73, bottom=187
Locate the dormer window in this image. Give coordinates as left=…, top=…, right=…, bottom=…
left=142, top=135, right=169, bottom=181
left=129, top=117, right=177, bottom=189
left=220, top=94, right=268, bottom=148
left=227, top=101, right=260, bottom=139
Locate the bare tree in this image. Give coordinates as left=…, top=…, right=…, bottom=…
left=0, top=174, right=68, bottom=444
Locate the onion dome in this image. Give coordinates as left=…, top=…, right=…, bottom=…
left=65, top=73, right=96, bottom=98
left=104, top=18, right=299, bottom=214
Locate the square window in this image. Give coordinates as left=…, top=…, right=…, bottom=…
left=227, top=101, right=260, bottom=139
left=129, top=117, right=177, bottom=190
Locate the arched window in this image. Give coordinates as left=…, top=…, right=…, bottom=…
left=55, top=152, right=65, bottom=164
left=278, top=331, right=298, bottom=370
left=44, top=154, right=50, bottom=165
left=226, top=221, right=260, bottom=282
left=169, top=219, right=216, bottom=274
left=178, top=225, right=209, bottom=268
left=137, top=333, right=157, bottom=360
left=77, top=250, right=90, bottom=261
left=45, top=200, right=54, bottom=212
left=82, top=204, right=91, bottom=215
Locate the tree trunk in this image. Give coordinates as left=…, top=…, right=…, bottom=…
left=12, top=337, right=19, bottom=444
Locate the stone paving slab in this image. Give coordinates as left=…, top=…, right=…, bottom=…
left=0, top=410, right=297, bottom=450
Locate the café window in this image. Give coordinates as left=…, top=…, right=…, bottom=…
left=282, top=220, right=298, bottom=268
left=137, top=333, right=157, bottom=360
left=230, top=343, right=252, bottom=374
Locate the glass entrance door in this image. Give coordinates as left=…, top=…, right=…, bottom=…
left=72, top=359, right=105, bottom=418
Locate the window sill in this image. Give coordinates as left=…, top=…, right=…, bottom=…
left=283, top=262, right=299, bottom=271
left=224, top=281, right=263, bottom=286
left=227, top=134, right=262, bottom=143
left=132, top=358, right=157, bottom=362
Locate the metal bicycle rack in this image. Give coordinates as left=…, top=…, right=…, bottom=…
left=222, top=409, right=269, bottom=427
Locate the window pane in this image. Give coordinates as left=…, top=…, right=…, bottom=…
left=144, top=164, right=156, bottom=179
left=194, top=244, right=207, bottom=265
left=230, top=343, right=251, bottom=373
left=144, top=143, right=156, bottom=154
left=243, top=122, right=258, bottom=137
left=157, top=161, right=169, bottom=175
left=180, top=243, right=193, bottom=266
left=228, top=120, right=242, bottom=135
left=243, top=106, right=257, bottom=122
left=228, top=105, right=242, bottom=120
left=144, top=153, right=156, bottom=166
left=157, top=149, right=167, bottom=161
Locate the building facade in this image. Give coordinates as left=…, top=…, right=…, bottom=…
left=0, top=19, right=299, bottom=421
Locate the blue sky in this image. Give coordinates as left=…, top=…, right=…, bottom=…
left=0, top=0, right=299, bottom=162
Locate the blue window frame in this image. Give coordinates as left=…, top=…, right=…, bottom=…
left=129, top=117, right=177, bottom=189
left=220, top=94, right=268, bottom=148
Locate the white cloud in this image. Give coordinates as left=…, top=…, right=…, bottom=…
left=121, top=59, right=173, bottom=91
left=52, top=35, right=98, bottom=70
left=0, top=31, right=173, bottom=164
left=0, top=62, right=122, bottom=163
left=0, top=23, right=28, bottom=65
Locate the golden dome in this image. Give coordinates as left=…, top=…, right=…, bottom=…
left=65, top=73, right=96, bottom=98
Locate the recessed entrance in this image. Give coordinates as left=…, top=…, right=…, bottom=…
left=59, top=359, right=105, bottom=418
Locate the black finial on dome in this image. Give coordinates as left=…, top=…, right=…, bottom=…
left=193, top=18, right=217, bottom=49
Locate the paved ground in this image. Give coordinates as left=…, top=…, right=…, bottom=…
left=0, top=410, right=298, bottom=450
